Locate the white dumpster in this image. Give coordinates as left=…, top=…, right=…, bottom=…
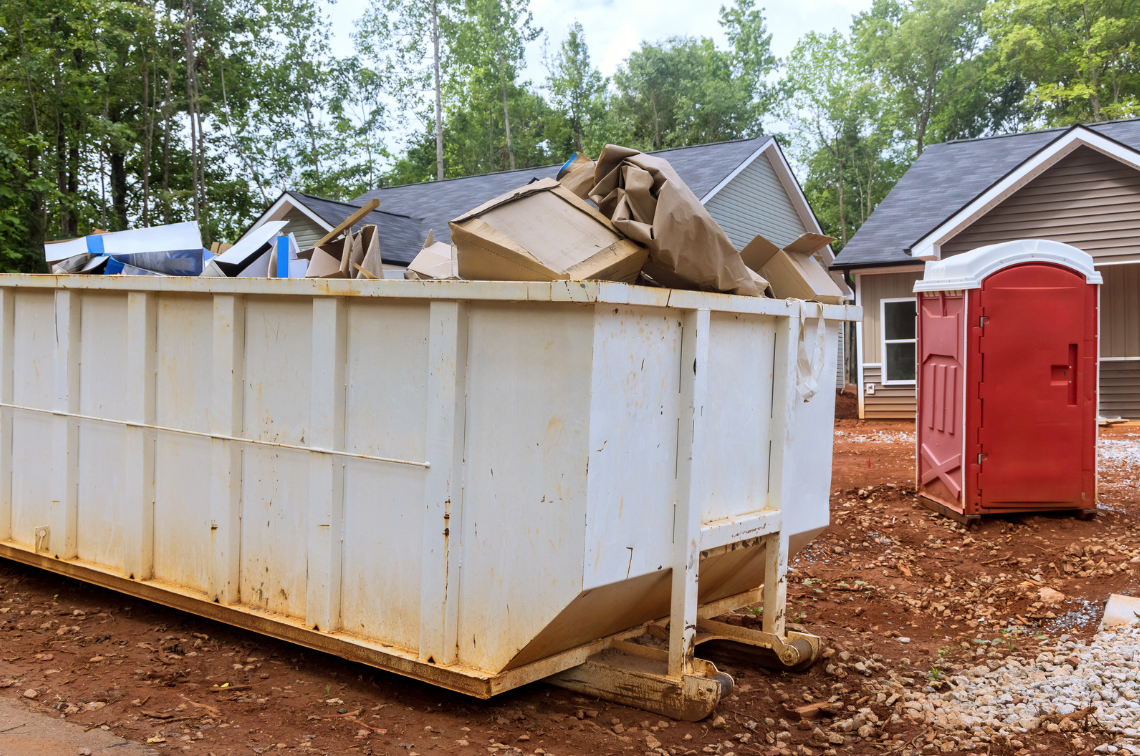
left=0, top=276, right=859, bottom=719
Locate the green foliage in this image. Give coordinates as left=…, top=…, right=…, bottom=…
left=985, top=0, right=1140, bottom=124
left=781, top=31, right=907, bottom=248
left=1, top=0, right=1139, bottom=270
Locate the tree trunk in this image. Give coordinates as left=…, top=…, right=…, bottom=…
left=111, top=149, right=127, bottom=231
left=67, top=142, right=79, bottom=237
left=162, top=40, right=173, bottom=225
left=142, top=52, right=151, bottom=227
left=303, top=93, right=322, bottom=180
left=837, top=160, right=847, bottom=246
left=498, top=53, right=515, bottom=170
left=220, top=59, right=268, bottom=204
left=184, top=0, right=200, bottom=221
left=432, top=0, right=444, bottom=181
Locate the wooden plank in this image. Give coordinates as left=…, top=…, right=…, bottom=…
left=315, top=199, right=379, bottom=247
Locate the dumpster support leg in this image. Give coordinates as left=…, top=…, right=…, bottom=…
left=670, top=308, right=711, bottom=678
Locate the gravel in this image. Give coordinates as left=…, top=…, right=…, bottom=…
left=900, top=625, right=1140, bottom=753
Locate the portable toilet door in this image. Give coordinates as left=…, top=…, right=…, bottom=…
left=913, top=239, right=1102, bottom=522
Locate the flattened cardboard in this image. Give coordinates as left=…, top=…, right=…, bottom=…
left=355, top=225, right=383, bottom=279
left=449, top=178, right=647, bottom=284
left=589, top=145, right=761, bottom=297
left=305, top=246, right=344, bottom=278
left=740, top=232, right=845, bottom=304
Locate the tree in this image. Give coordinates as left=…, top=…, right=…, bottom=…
left=453, top=0, right=541, bottom=170
left=985, top=0, right=1140, bottom=124
left=545, top=22, right=605, bottom=156
left=718, top=0, right=777, bottom=135
left=611, top=37, right=754, bottom=151
left=780, top=31, right=904, bottom=247
left=853, top=0, right=991, bottom=157
left=355, top=0, right=455, bottom=180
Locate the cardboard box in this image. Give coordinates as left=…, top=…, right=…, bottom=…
left=740, top=233, right=846, bottom=304
left=405, top=230, right=459, bottom=280
left=449, top=178, right=647, bottom=284
left=303, top=227, right=367, bottom=279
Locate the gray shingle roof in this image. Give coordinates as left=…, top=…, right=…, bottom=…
left=832, top=119, right=1140, bottom=269
left=286, top=191, right=426, bottom=265
left=350, top=137, right=775, bottom=253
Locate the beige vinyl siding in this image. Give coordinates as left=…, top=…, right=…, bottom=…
left=1099, top=263, right=1140, bottom=358
left=857, top=270, right=923, bottom=364
left=281, top=207, right=329, bottom=250
left=941, top=146, right=1140, bottom=260
left=705, top=151, right=807, bottom=250
left=861, top=365, right=917, bottom=419
left=1101, top=360, right=1140, bottom=419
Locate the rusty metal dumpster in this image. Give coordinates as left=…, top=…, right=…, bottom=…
left=0, top=275, right=859, bottom=719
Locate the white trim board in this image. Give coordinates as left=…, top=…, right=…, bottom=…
left=910, top=126, right=1140, bottom=261
left=880, top=296, right=918, bottom=386
left=699, top=138, right=774, bottom=206
left=855, top=274, right=865, bottom=418
left=244, top=194, right=335, bottom=242
left=853, top=265, right=926, bottom=277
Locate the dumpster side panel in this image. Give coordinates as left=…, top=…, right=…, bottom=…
left=582, top=306, right=681, bottom=591
left=11, top=291, right=55, bottom=548
left=76, top=294, right=130, bottom=570
left=153, top=294, right=214, bottom=593
left=784, top=319, right=839, bottom=554
left=240, top=297, right=312, bottom=618
left=698, top=312, right=777, bottom=524
left=456, top=302, right=593, bottom=672
left=339, top=300, right=430, bottom=649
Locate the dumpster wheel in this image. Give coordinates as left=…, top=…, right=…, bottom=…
left=694, top=619, right=821, bottom=673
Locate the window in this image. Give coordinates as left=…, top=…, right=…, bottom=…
left=881, top=298, right=917, bottom=383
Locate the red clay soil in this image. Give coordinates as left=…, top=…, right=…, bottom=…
left=2, top=421, right=1138, bottom=756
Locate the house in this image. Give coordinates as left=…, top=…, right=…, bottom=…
left=831, top=118, right=1140, bottom=420
left=240, top=137, right=852, bottom=388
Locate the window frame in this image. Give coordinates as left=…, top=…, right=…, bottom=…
left=880, top=297, right=917, bottom=386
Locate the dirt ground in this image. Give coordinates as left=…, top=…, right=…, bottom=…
left=2, top=408, right=1137, bottom=756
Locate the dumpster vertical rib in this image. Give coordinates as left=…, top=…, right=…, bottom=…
left=420, top=300, right=469, bottom=665
left=124, top=292, right=157, bottom=581
left=0, top=289, right=12, bottom=542
left=48, top=290, right=81, bottom=559
left=762, top=304, right=802, bottom=637
left=307, top=297, right=347, bottom=633
left=670, top=308, right=711, bottom=678
left=209, top=295, right=245, bottom=604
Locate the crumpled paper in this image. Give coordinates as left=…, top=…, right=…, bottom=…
left=586, top=145, right=762, bottom=297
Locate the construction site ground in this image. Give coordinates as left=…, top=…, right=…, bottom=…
left=2, top=406, right=1137, bottom=756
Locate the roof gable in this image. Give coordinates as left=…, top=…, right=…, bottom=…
left=353, top=138, right=775, bottom=248
left=833, top=118, right=1140, bottom=269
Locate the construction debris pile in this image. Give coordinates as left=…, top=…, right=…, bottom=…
left=43, top=145, right=844, bottom=303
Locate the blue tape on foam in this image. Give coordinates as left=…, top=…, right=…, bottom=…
left=276, top=236, right=290, bottom=278
left=86, top=235, right=105, bottom=256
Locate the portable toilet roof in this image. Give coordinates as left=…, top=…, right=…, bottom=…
left=913, top=239, right=1102, bottom=293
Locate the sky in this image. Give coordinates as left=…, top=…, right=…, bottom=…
left=329, top=0, right=875, bottom=82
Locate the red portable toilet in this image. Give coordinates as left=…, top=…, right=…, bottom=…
left=913, top=239, right=1102, bottom=522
